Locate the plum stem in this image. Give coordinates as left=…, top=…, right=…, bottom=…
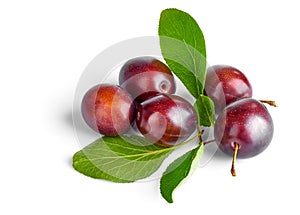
left=204, top=139, right=215, bottom=145
left=197, top=125, right=204, bottom=144
left=259, top=100, right=278, bottom=107
left=231, top=143, right=239, bottom=177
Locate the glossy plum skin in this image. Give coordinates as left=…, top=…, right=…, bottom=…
left=81, top=84, right=135, bottom=136
left=119, top=56, right=176, bottom=103
left=205, top=65, right=252, bottom=113
left=136, top=94, right=197, bottom=147
left=214, top=98, right=273, bottom=158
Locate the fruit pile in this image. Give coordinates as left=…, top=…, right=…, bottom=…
left=73, top=8, right=276, bottom=203
left=81, top=58, right=275, bottom=176
left=82, top=56, right=198, bottom=147
left=205, top=65, right=275, bottom=175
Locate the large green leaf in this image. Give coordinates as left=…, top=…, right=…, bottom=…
left=73, top=135, right=174, bottom=182
left=159, top=8, right=206, bottom=98
left=194, top=95, right=215, bottom=127
left=160, top=144, right=204, bottom=203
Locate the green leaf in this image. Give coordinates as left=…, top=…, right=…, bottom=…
left=194, top=95, right=215, bottom=127
left=160, top=144, right=204, bottom=203
left=73, top=135, right=174, bottom=182
left=159, top=8, right=206, bottom=98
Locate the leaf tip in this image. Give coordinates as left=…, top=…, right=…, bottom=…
left=71, top=152, right=79, bottom=167
left=160, top=8, right=186, bottom=22
left=160, top=187, right=174, bottom=203
left=161, top=8, right=180, bottom=14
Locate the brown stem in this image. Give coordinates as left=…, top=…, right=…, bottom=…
left=197, top=125, right=204, bottom=144
left=231, top=143, right=239, bottom=177
left=204, top=139, right=215, bottom=145
left=259, top=100, right=278, bottom=107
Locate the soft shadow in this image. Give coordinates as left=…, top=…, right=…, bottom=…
left=71, top=108, right=98, bottom=136
left=67, top=155, right=74, bottom=169
left=211, top=148, right=231, bottom=161
left=63, top=110, right=74, bottom=129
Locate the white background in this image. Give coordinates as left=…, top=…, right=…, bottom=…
left=1, top=0, right=299, bottom=214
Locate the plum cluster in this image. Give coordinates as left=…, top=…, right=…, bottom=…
left=81, top=56, right=197, bottom=146
left=205, top=65, right=275, bottom=175
left=81, top=58, right=275, bottom=175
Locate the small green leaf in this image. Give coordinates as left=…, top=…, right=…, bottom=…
left=194, top=95, right=215, bottom=127
left=159, top=8, right=206, bottom=98
left=160, top=144, right=204, bottom=203
left=73, top=135, right=173, bottom=182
